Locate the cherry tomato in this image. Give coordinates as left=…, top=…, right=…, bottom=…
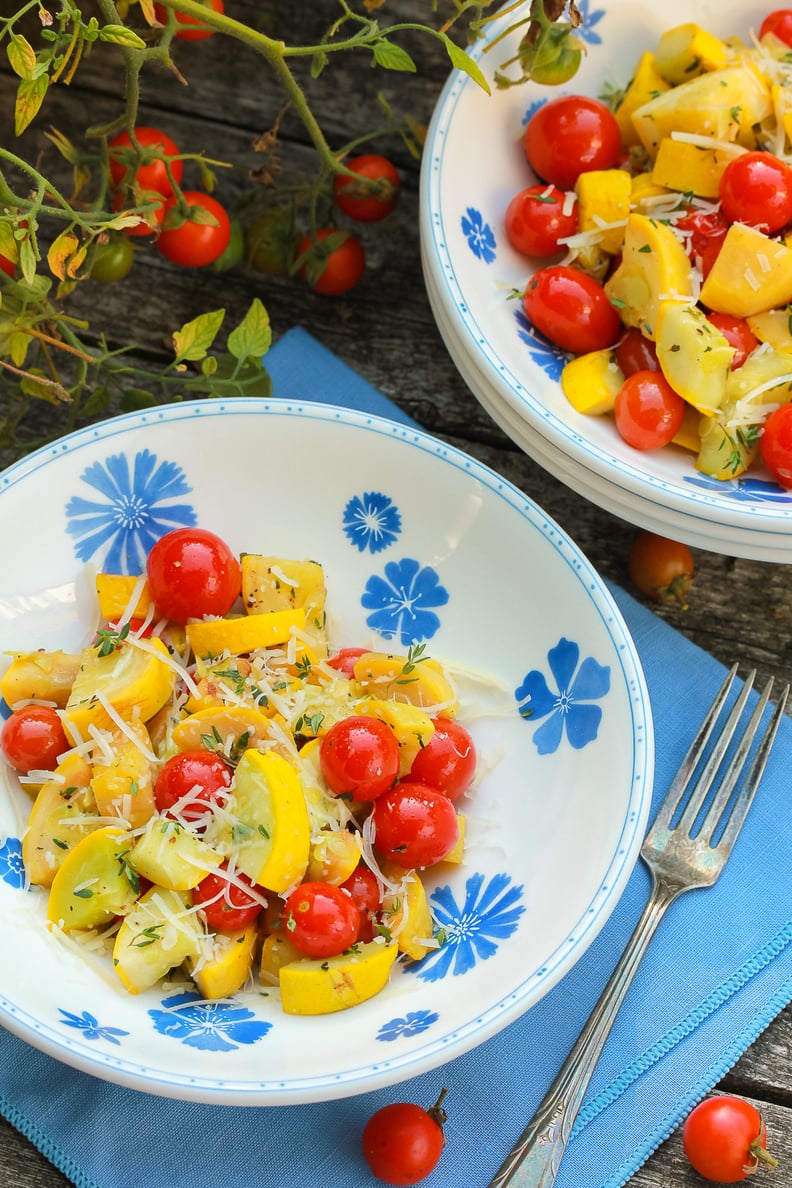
left=319, top=715, right=400, bottom=801
left=193, top=865, right=264, bottom=930
left=89, top=235, right=134, bottom=283
left=245, top=207, right=299, bottom=277
left=0, top=254, right=14, bottom=277
left=705, top=313, right=759, bottom=369
left=674, top=208, right=729, bottom=279
left=146, top=527, right=241, bottom=623
left=404, top=719, right=477, bottom=802
left=283, top=880, right=360, bottom=958
left=157, top=192, right=231, bottom=268
left=614, top=327, right=659, bottom=376
left=523, top=95, right=621, bottom=190
left=614, top=370, right=686, bottom=451
left=719, top=151, right=792, bottom=234
left=760, top=402, right=792, bottom=487
left=297, top=228, right=366, bottom=296
left=504, top=185, right=578, bottom=258
left=339, top=863, right=382, bottom=942
left=759, top=9, right=792, bottom=46
left=682, top=1096, right=777, bottom=1183
left=333, top=154, right=400, bottom=223
left=372, top=782, right=459, bottom=868
left=210, top=215, right=245, bottom=272
left=153, top=0, right=224, bottom=40
left=523, top=265, right=621, bottom=354
left=326, top=647, right=368, bottom=677
left=108, top=127, right=182, bottom=197
left=627, top=531, right=695, bottom=608
left=518, top=22, right=582, bottom=86
left=112, top=188, right=166, bottom=238
left=154, top=750, right=232, bottom=820
left=1, top=706, right=70, bottom=773
left=362, top=1090, right=447, bottom=1186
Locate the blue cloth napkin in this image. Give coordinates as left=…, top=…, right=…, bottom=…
left=1, top=327, right=790, bottom=1188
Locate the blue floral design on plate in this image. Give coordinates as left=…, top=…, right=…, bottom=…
left=684, top=472, right=792, bottom=503
left=521, top=96, right=547, bottom=128
left=361, top=558, right=449, bottom=646
left=515, top=637, right=610, bottom=754
left=461, top=207, right=496, bottom=263
left=408, top=872, right=524, bottom=983
left=0, top=837, right=25, bottom=889
left=514, top=307, right=568, bottom=381
left=59, top=1009, right=128, bottom=1045
left=66, top=449, right=197, bottom=573
left=575, top=0, right=605, bottom=45
left=149, top=990, right=271, bottom=1052
left=343, top=491, right=402, bottom=553
left=377, top=1009, right=439, bottom=1042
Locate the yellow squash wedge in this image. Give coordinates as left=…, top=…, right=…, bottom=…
left=90, top=719, right=156, bottom=828
left=22, top=753, right=98, bottom=887
left=604, top=213, right=693, bottom=339
left=655, top=302, right=734, bottom=415
left=186, top=608, right=305, bottom=660
left=187, top=923, right=258, bottom=999
left=129, top=816, right=221, bottom=890
left=47, top=825, right=137, bottom=930
left=353, top=651, right=459, bottom=718
left=279, top=939, right=398, bottom=1015
left=0, top=650, right=80, bottom=709
left=112, top=886, right=206, bottom=993
left=62, top=636, right=174, bottom=744
left=699, top=224, right=792, bottom=318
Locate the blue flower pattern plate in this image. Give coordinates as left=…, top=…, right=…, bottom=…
left=420, top=0, right=792, bottom=562
left=0, top=401, right=651, bottom=1104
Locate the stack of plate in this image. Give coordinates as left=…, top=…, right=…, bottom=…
left=419, top=0, right=792, bottom=562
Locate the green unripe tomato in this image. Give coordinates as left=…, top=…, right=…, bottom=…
left=245, top=207, right=300, bottom=277
left=211, top=215, right=245, bottom=272
left=90, top=235, right=135, bottom=283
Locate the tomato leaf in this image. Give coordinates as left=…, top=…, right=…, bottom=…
left=9, top=331, right=31, bottom=368
left=173, top=309, right=225, bottom=363
left=15, top=75, right=48, bottom=135
left=440, top=35, right=490, bottom=95
left=18, top=236, right=38, bottom=287
left=227, top=298, right=272, bottom=363
left=47, top=231, right=80, bottom=281
left=371, top=38, right=416, bottom=72
left=7, top=34, right=37, bottom=81
left=310, top=49, right=329, bottom=79
left=98, top=24, right=147, bottom=49
left=0, top=223, right=19, bottom=265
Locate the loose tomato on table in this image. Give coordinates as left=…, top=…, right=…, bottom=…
left=319, top=715, right=400, bottom=801
left=371, top=782, right=459, bottom=868
left=614, top=371, right=686, bottom=451
left=760, top=403, right=792, bottom=487
left=153, top=0, right=224, bottom=40
left=193, top=865, right=265, bottom=930
left=156, top=192, right=231, bottom=267
left=154, top=750, right=233, bottom=820
left=146, top=527, right=242, bottom=622
left=504, top=184, right=578, bottom=258
left=627, top=531, right=695, bottom=608
left=682, top=1096, right=777, bottom=1182
left=759, top=9, right=792, bottom=46
left=283, top=880, right=360, bottom=958
left=404, top=719, right=477, bottom=802
left=523, top=265, right=621, bottom=354
left=108, top=127, right=182, bottom=196
left=362, top=1090, right=447, bottom=1186
left=718, top=151, right=792, bottom=234
left=1, top=705, right=70, bottom=773
left=333, top=154, right=400, bottom=223
left=523, top=95, right=621, bottom=190
left=297, top=228, right=366, bottom=296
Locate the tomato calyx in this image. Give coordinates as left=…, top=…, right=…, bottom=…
left=745, top=1121, right=779, bottom=1174
left=425, top=1087, right=449, bottom=1131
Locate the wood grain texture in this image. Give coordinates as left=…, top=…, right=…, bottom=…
left=1, top=2, right=791, bottom=1183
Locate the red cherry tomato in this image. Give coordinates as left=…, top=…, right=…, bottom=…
left=319, top=715, right=400, bottom=801
left=326, top=647, right=368, bottom=677
left=614, top=327, right=659, bottom=376
left=674, top=208, right=729, bottom=279
left=283, top=881, right=360, bottom=958
left=682, top=1096, right=777, bottom=1182
left=523, top=265, right=621, bottom=354
left=339, top=863, right=382, bottom=942
left=108, top=127, right=182, bottom=197
left=760, top=9, right=792, bottom=46
left=154, top=750, right=232, bottom=820
left=146, top=527, right=241, bottom=623
left=153, top=0, right=224, bottom=40
left=719, top=151, right=792, bottom=234
left=761, top=403, right=792, bottom=487
left=0, top=254, right=14, bottom=277
left=705, top=313, right=759, bottom=369
left=362, top=1091, right=447, bottom=1186
left=504, top=185, right=578, bottom=258
left=614, top=370, right=686, bottom=451
left=193, top=865, right=265, bottom=930
left=372, top=782, right=459, bottom=868
left=1, top=706, right=70, bottom=773
left=404, top=719, right=476, bottom=803
left=156, top=192, right=231, bottom=267
left=298, top=228, right=366, bottom=296
left=523, top=95, right=621, bottom=190
left=333, top=154, right=400, bottom=223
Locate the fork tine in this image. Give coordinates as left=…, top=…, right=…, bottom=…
left=651, top=663, right=739, bottom=833
left=711, top=683, right=790, bottom=855
left=675, top=669, right=756, bottom=834
left=696, top=677, right=773, bottom=845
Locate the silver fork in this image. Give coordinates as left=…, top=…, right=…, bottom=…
left=489, top=664, right=789, bottom=1188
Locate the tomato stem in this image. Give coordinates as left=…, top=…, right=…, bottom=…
left=428, top=1087, right=449, bottom=1129
left=748, top=1135, right=779, bottom=1171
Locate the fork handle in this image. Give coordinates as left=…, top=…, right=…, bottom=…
left=489, top=877, right=682, bottom=1188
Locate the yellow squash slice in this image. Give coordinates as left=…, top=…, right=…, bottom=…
left=279, top=939, right=399, bottom=1015
left=112, top=886, right=206, bottom=993
left=47, top=826, right=137, bottom=930
left=62, top=636, right=175, bottom=743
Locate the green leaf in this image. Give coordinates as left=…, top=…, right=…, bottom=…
left=310, top=49, right=329, bottom=79
left=81, top=384, right=111, bottom=417
left=371, top=38, right=416, bottom=72
left=227, top=298, right=272, bottom=363
left=9, top=331, right=30, bottom=367
left=98, top=24, right=147, bottom=49
left=0, top=223, right=19, bottom=265
left=441, top=34, right=490, bottom=95
left=15, top=74, right=48, bottom=135
left=7, top=34, right=37, bottom=81
left=120, top=388, right=157, bottom=412
left=201, top=355, right=218, bottom=376
left=19, top=236, right=37, bottom=286
left=172, top=309, right=225, bottom=363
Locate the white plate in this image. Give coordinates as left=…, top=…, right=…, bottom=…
left=0, top=400, right=652, bottom=1105
left=420, top=0, right=792, bottom=557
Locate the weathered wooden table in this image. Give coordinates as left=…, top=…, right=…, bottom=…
left=1, top=3, right=790, bottom=1184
